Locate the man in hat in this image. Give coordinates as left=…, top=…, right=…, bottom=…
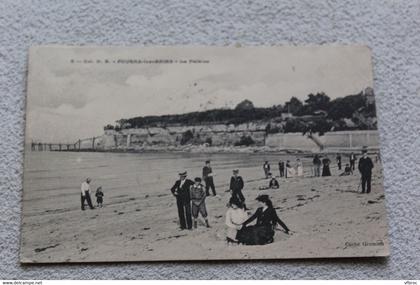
left=358, top=150, right=374, bottom=194
left=202, top=160, right=216, bottom=196
left=229, top=169, right=247, bottom=209
left=81, top=177, right=95, bottom=210
left=170, top=171, right=194, bottom=230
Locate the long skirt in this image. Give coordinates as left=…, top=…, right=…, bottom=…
left=297, top=166, right=303, bottom=177
left=322, top=165, right=331, bottom=176
left=286, top=167, right=295, bottom=178
left=236, top=225, right=275, bottom=245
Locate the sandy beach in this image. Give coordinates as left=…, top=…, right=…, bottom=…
left=20, top=151, right=389, bottom=262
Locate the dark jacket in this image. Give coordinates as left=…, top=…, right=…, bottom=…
left=358, top=156, right=374, bottom=175
left=243, top=207, right=289, bottom=232
left=278, top=162, right=285, bottom=170
left=230, top=176, right=244, bottom=192
left=202, top=166, right=213, bottom=178
left=189, top=183, right=206, bottom=206
left=313, top=156, right=321, bottom=165
left=171, top=179, right=194, bottom=202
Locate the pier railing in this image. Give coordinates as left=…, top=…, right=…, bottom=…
left=30, top=136, right=102, bottom=152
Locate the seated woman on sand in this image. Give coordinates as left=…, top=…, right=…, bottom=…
left=258, top=173, right=279, bottom=190
left=225, top=197, right=249, bottom=244
left=236, top=195, right=290, bottom=245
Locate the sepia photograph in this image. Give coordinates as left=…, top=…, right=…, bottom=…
left=21, top=45, right=389, bottom=263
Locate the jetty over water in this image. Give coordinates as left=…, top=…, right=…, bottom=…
left=30, top=136, right=102, bottom=152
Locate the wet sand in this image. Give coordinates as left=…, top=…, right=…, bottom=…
left=20, top=152, right=389, bottom=262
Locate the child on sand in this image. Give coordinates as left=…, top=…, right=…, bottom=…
left=95, top=186, right=104, bottom=208
left=189, top=177, right=210, bottom=229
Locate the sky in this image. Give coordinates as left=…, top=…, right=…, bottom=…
left=25, top=45, right=373, bottom=143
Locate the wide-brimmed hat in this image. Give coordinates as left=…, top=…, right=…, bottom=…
left=232, top=169, right=239, bottom=173
left=205, top=160, right=210, bottom=164
left=178, top=171, right=187, bottom=176
left=256, top=194, right=270, bottom=203
left=194, top=177, right=202, bottom=182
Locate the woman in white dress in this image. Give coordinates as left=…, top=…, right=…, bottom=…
left=296, top=158, right=304, bottom=177
left=225, top=197, right=249, bottom=244
left=286, top=160, right=295, bottom=178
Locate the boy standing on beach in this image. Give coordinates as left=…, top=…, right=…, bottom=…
left=229, top=169, right=247, bottom=210
left=95, top=186, right=104, bottom=208
left=190, top=177, right=210, bottom=228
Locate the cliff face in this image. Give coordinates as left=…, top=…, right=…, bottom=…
left=102, top=123, right=268, bottom=150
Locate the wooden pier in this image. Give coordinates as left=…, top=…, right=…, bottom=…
left=30, top=136, right=102, bottom=152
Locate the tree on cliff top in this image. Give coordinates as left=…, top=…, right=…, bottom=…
left=235, top=99, right=254, bottom=111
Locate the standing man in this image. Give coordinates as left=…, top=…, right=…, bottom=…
left=263, top=161, right=271, bottom=178
left=278, top=160, right=285, bottom=178
left=81, top=177, right=95, bottom=211
left=202, top=160, right=216, bottom=196
left=229, top=169, right=247, bottom=210
left=349, top=152, right=356, bottom=171
left=170, top=171, right=194, bottom=230
left=336, top=154, right=342, bottom=170
left=313, top=154, right=321, bottom=177
left=358, top=150, right=374, bottom=194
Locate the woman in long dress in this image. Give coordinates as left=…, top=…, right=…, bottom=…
left=285, top=160, right=295, bottom=178
left=225, top=197, right=248, bottom=244
left=296, top=158, right=304, bottom=177
left=236, top=195, right=289, bottom=245
left=322, top=157, right=331, bottom=176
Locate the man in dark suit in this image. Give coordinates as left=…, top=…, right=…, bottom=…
left=202, top=160, right=216, bottom=196
left=171, top=171, right=194, bottom=230
left=358, top=150, right=374, bottom=194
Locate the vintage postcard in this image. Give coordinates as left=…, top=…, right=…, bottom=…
left=21, top=45, right=389, bottom=262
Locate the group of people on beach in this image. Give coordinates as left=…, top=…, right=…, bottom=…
left=169, top=161, right=290, bottom=245
left=79, top=149, right=375, bottom=246
left=169, top=149, right=375, bottom=246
